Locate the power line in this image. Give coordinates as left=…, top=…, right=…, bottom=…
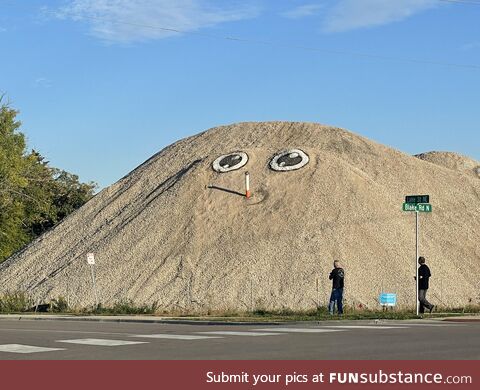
left=48, top=11, right=480, bottom=71
left=2, top=1, right=479, bottom=71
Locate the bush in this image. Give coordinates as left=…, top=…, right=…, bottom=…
left=0, top=291, right=33, bottom=312
left=87, top=299, right=159, bottom=315
left=50, top=296, right=69, bottom=313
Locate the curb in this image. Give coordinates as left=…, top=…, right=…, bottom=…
left=442, top=317, right=480, bottom=323
left=0, top=314, right=284, bottom=326
left=1, top=314, right=477, bottom=326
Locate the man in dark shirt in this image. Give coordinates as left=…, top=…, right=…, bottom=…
left=418, top=256, right=434, bottom=314
left=328, top=260, right=345, bottom=315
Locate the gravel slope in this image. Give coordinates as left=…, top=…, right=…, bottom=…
left=1, top=122, right=479, bottom=311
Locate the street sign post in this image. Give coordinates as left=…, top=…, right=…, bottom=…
left=403, top=196, right=432, bottom=316
left=86, top=252, right=99, bottom=308
left=403, top=203, right=432, bottom=212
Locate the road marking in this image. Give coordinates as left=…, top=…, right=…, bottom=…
left=0, top=344, right=65, bottom=354
left=197, top=331, right=282, bottom=337
left=254, top=328, right=344, bottom=333
left=321, top=326, right=406, bottom=329
left=57, top=338, right=148, bottom=346
left=386, top=323, right=461, bottom=327
left=131, top=334, right=223, bottom=340
left=0, top=327, right=136, bottom=336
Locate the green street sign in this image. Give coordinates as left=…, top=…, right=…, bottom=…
left=403, top=203, right=432, bottom=212
left=416, top=203, right=432, bottom=212
left=403, top=203, right=417, bottom=211
left=405, top=195, right=429, bottom=204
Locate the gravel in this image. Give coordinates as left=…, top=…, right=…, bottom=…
left=1, top=122, right=479, bottom=312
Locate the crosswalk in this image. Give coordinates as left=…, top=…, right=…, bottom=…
left=254, top=328, right=343, bottom=333
left=0, top=322, right=457, bottom=355
left=196, top=331, right=281, bottom=336
left=0, top=344, right=65, bottom=354
left=57, top=338, right=148, bottom=346
left=131, top=334, right=221, bottom=340
left=316, top=325, right=407, bottom=329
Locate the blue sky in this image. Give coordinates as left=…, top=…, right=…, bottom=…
left=1, top=0, right=479, bottom=188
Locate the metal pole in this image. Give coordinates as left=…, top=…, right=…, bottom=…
left=90, top=264, right=99, bottom=309
left=66, top=269, right=70, bottom=308
left=250, top=278, right=253, bottom=312
left=415, top=211, right=419, bottom=316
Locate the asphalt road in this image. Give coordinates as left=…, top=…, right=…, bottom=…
left=0, top=318, right=478, bottom=360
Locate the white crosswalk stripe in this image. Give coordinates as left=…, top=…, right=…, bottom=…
left=57, top=338, right=148, bottom=346
left=0, top=344, right=65, bottom=354
left=254, top=328, right=344, bottom=333
left=387, top=323, right=461, bottom=327
left=131, top=334, right=222, bottom=340
left=321, top=326, right=407, bottom=329
left=196, top=331, right=282, bottom=337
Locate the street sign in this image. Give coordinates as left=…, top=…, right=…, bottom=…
left=86, top=253, right=99, bottom=307
left=403, top=203, right=432, bottom=212
left=87, top=253, right=95, bottom=265
left=416, top=203, right=432, bottom=213
left=403, top=203, right=417, bottom=212
left=405, top=195, right=429, bottom=204
left=403, top=196, right=433, bottom=316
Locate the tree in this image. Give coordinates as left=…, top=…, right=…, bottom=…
left=0, top=98, right=29, bottom=259
left=0, top=97, right=96, bottom=261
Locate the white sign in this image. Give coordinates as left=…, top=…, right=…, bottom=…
left=86, top=253, right=95, bottom=265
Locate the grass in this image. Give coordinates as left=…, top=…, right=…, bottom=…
left=167, top=308, right=421, bottom=322
left=0, top=292, right=478, bottom=321
left=139, top=305, right=480, bottom=322
left=87, top=300, right=159, bottom=315
left=0, top=293, right=158, bottom=315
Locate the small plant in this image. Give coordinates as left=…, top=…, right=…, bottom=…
left=86, top=299, right=159, bottom=315
left=0, top=291, right=33, bottom=313
left=463, top=305, right=480, bottom=313
left=253, top=308, right=267, bottom=316
left=252, top=298, right=267, bottom=316
left=315, top=305, right=330, bottom=316
left=50, top=296, right=69, bottom=313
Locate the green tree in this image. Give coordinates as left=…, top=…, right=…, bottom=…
left=0, top=97, right=96, bottom=261
left=0, top=98, right=29, bottom=258
left=24, top=158, right=96, bottom=236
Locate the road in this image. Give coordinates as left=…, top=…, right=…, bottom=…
left=0, top=318, right=478, bottom=360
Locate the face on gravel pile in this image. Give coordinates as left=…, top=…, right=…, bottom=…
left=212, top=149, right=309, bottom=173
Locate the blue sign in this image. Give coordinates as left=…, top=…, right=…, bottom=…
left=380, top=293, right=397, bottom=306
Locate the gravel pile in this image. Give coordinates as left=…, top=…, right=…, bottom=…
left=1, top=122, right=479, bottom=311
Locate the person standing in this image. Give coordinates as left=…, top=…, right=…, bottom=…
left=418, top=256, right=434, bottom=314
left=329, top=260, right=345, bottom=315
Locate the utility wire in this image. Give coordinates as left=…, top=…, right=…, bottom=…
left=2, top=1, right=479, bottom=70
left=46, top=11, right=480, bottom=71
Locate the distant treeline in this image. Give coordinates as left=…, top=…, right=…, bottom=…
left=0, top=97, right=96, bottom=262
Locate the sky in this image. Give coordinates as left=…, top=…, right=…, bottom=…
left=1, top=0, right=479, bottom=188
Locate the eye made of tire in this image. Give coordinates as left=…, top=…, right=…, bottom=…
left=270, top=149, right=309, bottom=171
left=212, top=152, right=248, bottom=173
